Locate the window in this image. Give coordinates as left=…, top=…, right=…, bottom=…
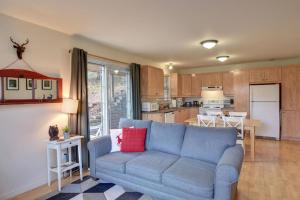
left=87, top=60, right=132, bottom=139
left=164, top=75, right=171, bottom=100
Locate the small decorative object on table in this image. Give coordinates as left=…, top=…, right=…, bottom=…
left=48, top=125, right=59, bottom=141
left=62, top=126, right=70, bottom=140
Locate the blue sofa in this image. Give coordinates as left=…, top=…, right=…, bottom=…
left=87, top=118, right=244, bottom=200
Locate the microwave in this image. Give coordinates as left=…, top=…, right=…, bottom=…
left=142, top=102, right=159, bottom=112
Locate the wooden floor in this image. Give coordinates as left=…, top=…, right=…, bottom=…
left=11, top=138, right=300, bottom=200
left=238, top=138, right=300, bottom=200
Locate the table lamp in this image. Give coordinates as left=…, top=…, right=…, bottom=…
left=61, top=98, right=79, bottom=128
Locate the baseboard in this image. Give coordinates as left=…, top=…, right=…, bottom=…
left=281, top=136, right=300, bottom=142
left=0, top=176, right=47, bottom=200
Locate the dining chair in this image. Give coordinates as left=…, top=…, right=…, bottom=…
left=197, top=114, right=216, bottom=127
left=229, top=112, right=247, bottom=118
left=222, top=116, right=245, bottom=152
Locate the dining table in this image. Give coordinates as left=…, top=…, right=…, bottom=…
left=184, top=117, right=261, bottom=161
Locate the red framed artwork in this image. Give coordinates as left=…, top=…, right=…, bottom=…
left=0, top=69, right=63, bottom=105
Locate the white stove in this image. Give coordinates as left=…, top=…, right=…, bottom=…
left=202, top=99, right=224, bottom=109
left=200, top=99, right=224, bottom=115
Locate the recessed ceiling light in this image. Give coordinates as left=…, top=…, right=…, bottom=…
left=200, top=40, right=218, bottom=49
left=168, top=63, right=173, bottom=70
left=114, top=69, right=119, bottom=74
left=216, top=56, right=229, bottom=62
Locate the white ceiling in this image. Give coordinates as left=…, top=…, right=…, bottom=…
left=1, top=0, right=300, bottom=68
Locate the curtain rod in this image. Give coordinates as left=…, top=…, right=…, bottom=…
left=88, top=53, right=130, bottom=65
left=69, top=49, right=130, bottom=65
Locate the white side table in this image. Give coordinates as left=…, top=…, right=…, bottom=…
left=47, top=136, right=83, bottom=191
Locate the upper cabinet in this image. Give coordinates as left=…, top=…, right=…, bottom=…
left=249, top=67, right=281, bottom=83
left=281, top=65, right=300, bottom=111
left=181, top=74, right=192, bottom=97
left=222, top=72, right=234, bottom=96
left=141, top=65, right=164, bottom=98
left=170, top=73, right=182, bottom=97
left=233, top=70, right=250, bottom=114
left=191, top=74, right=201, bottom=96
left=201, top=72, right=222, bottom=87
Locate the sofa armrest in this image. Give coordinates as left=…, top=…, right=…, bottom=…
left=87, top=135, right=112, bottom=177
left=214, top=145, right=244, bottom=200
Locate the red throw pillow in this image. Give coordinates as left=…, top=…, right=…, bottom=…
left=121, top=128, right=147, bottom=152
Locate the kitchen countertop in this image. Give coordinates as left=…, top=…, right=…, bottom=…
left=142, top=106, right=236, bottom=114
left=142, top=106, right=200, bottom=114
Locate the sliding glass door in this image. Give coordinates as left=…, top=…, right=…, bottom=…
left=87, top=61, right=131, bottom=139
left=108, top=69, right=132, bottom=129
left=87, top=63, right=106, bottom=139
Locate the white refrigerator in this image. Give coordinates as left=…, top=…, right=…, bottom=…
left=250, top=84, right=280, bottom=140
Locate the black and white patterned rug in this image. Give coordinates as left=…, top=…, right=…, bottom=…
left=37, top=176, right=152, bottom=200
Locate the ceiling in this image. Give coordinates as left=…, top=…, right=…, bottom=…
left=1, top=0, right=300, bottom=68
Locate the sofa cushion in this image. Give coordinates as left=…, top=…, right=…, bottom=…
left=148, top=122, right=186, bottom=155
left=96, top=152, right=140, bottom=173
left=126, top=151, right=179, bottom=183
left=162, top=157, right=216, bottom=198
left=119, top=118, right=152, bottom=149
left=181, top=126, right=237, bottom=164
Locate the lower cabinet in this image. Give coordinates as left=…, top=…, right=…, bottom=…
left=142, top=113, right=164, bottom=122
left=175, top=109, right=186, bottom=124
left=281, top=111, right=300, bottom=140
left=189, top=107, right=199, bottom=118
left=175, top=108, right=198, bottom=124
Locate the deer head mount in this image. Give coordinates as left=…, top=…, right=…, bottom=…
left=10, top=37, right=29, bottom=59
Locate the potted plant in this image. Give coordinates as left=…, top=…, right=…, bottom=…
left=62, top=126, right=71, bottom=139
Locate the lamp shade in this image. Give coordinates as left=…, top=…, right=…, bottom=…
left=61, top=98, right=79, bottom=114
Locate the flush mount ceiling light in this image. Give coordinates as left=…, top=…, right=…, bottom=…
left=216, top=56, right=229, bottom=62
left=168, top=63, right=173, bottom=70
left=114, top=69, right=119, bottom=74
left=200, top=40, right=218, bottom=49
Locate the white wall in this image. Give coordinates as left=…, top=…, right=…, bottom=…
left=0, top=13, right=157, bottom=199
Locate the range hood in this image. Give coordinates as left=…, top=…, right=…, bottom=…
left=201, top=86, right=224, bottom=100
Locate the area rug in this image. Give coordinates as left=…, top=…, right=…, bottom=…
left=37, top=176, right=152, bottom=200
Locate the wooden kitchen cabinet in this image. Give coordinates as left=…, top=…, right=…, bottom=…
left=174, top=108, right=190, bottom=124
left=281, top=66, right=300, bottom=111
left=142, top=113, right=164, bottom=122
left=170, top=73, right=182, bottom=97
left=233, top=70, right=250, bottom=114
left=249, top=67, right=281, bottom=83
left=191, top=74, right=201, bottom=96
left=281, top=65, right=300, bottom=140
left=189, top=107, right=199, bottom=118
left=201, top=72, right=222, bottom=87
left=222, top=72, right=234, bottom=96
left=281, top=111, right=300, bottom=140
left=181, top=74, right=192, bottom=97
left=174, top=110, right=182, bottom=123
left=141, top=65, right=164, bottom=98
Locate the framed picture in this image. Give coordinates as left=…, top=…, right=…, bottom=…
left=26, top=79, right=37, bottom=90
left=6, top=77, right=19, bottom=90
left=42, top=80, right=52, bottom=90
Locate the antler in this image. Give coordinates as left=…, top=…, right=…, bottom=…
left=10, top=36, right=19, bottom=46
left=21, top=39, right=29, bottom=47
